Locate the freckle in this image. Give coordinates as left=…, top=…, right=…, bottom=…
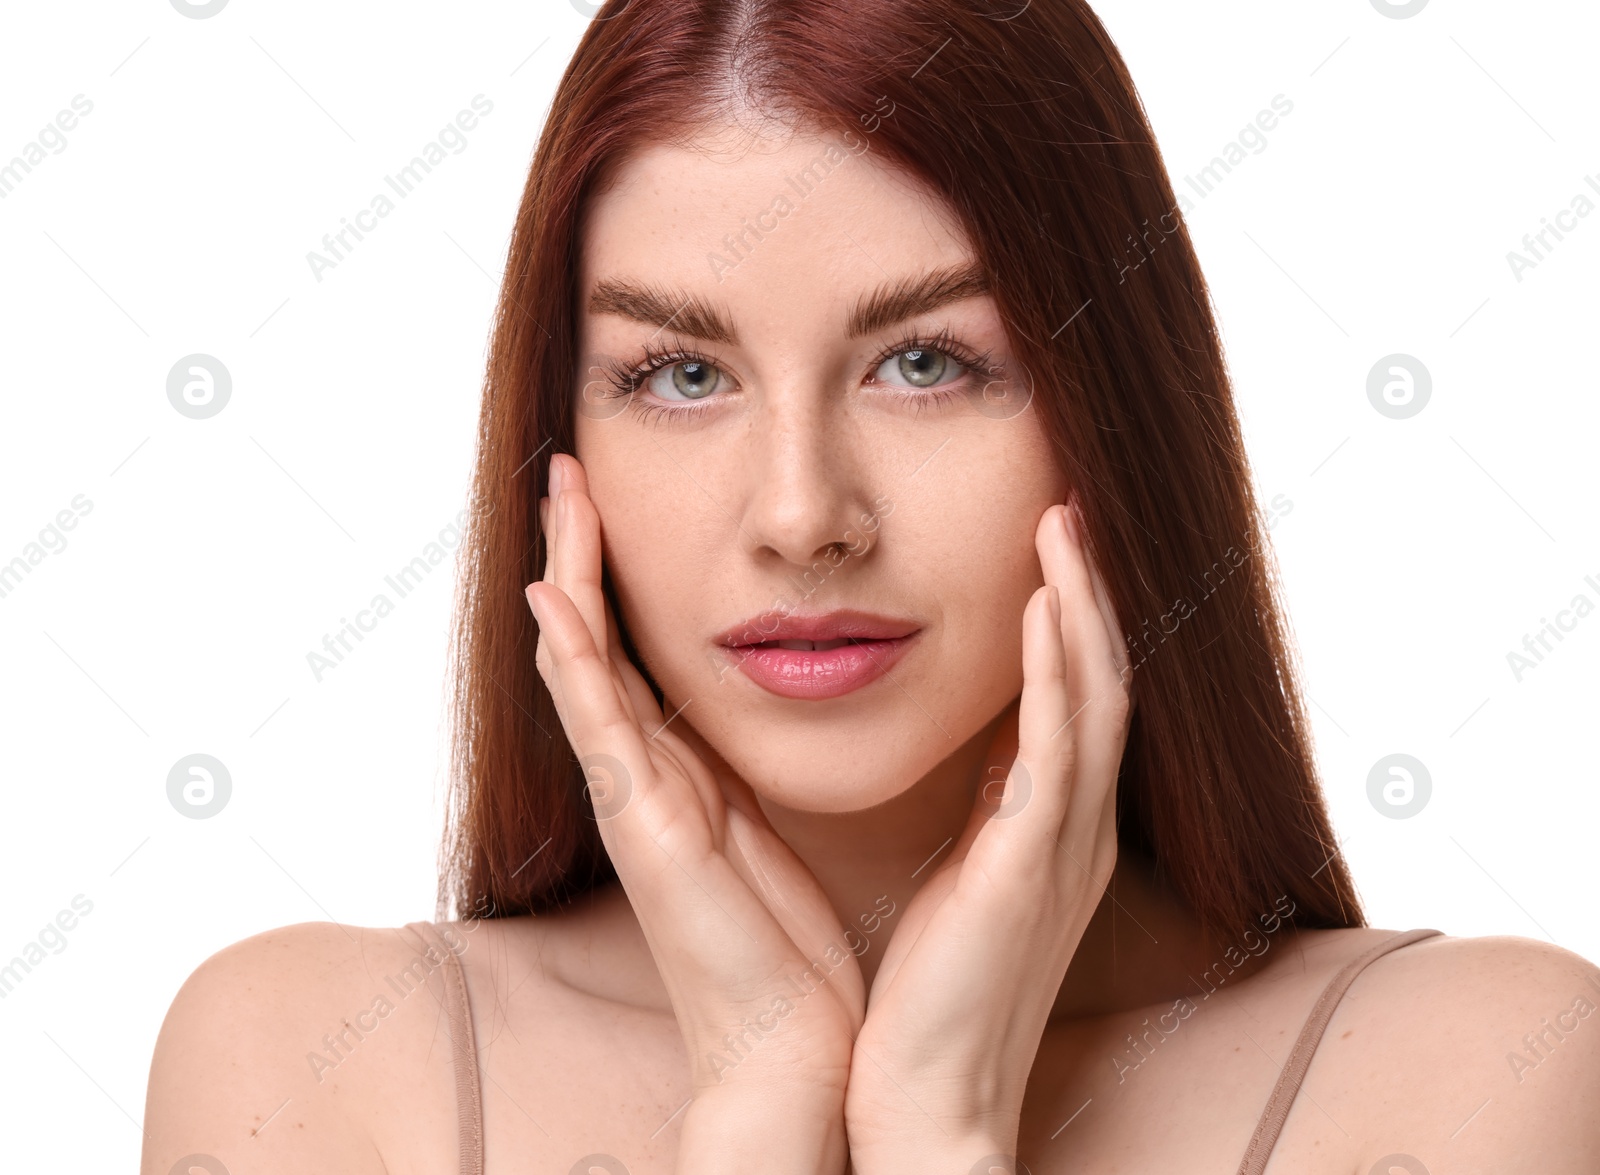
left=1341, top=1030, right=1353, bottom=1039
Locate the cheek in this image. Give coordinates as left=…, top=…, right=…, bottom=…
left=915, top=431, right=1061, bottom=594
left=574, top=434, right=696, bottom=674
left=913, top=433, right=1062, bottom=672
left=593, top=503, right=695, bottom=671
left=921, top=494, right=1045, bottom=659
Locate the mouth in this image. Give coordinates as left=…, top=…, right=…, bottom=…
left=750, top=638, right=865, bottom=651
left=715, top=609, right=922, bottom=700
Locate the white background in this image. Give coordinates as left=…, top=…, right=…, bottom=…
left=0, top=1, right=1595, bottom=1168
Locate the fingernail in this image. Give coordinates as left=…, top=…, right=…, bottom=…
left=1060, top=503, right=1077, bottom=545
left=549, top=454, right=566, bottom=501
left=524, top=583, right=540, bottom=615
left=1048, top=585, right=1061, bottom=626
left=538, top=496, right=549, bottom=530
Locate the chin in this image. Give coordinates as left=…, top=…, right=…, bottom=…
left=735, top=746, right=925, bottom=814
left=684, top=676, right=1015, bottom=816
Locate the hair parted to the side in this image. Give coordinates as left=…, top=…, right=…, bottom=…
left=438, top=0, right=1365, bottom=942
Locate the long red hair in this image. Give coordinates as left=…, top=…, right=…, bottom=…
left=439, top=0, right=1364, bottom=942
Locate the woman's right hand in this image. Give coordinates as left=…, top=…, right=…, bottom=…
left=526, top=452, right=860, bottom=1171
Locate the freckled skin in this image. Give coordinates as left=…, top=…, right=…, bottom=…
left=573, top=121, right=1069, bottom=815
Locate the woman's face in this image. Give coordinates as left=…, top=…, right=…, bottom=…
left=573, top=120, right=1070, bottom=813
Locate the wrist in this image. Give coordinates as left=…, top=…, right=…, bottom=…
left=675, top=1084, right=848, bottom=1175
left=849, top=1137, right=1018, bottom=1175
left=844, top=1066, right=1022, bottom=1174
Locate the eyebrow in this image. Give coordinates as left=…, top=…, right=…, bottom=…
left=587, top=279, right=738, bottom=344
left=848, top=261, right=989, bottom=337
left=586, top=260, right=990, bottom=344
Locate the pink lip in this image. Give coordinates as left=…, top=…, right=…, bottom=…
left=716, top=609, right=922, bottom=701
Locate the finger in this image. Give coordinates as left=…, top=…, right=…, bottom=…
left=536, top=499, right=560, bottom=709
left=590, top=588, right=724, bottom=822
left=1037, top=504, right=1118, bottom=698
left=1050, top=521, right=1132, bottom=860
left=1030, top=507, right=1130, bottom=832
left=525, top=582, right=742, bottom=924
left=1058, top=499, right=1133, bottom=758
left=1037, top=504, right=1131, bottom=747
left=655, top=706, right=742, bottom=828
left=528, top=582, right=578, bottom=735
left=603, top=591, right=662, bottom=730
left=1028, top=583, right=1066, bottom=719
left=553, top=481, right=610, bottom=663
left=540, top=453, right=564, bottom=587
left=958, top=589, right=1117, bottom=955
left=524, top=580, right=648, bottom=779
left=722, top=806, right=866, bottom=1027
left=1066, top=497, right=1132, bottom=688
left=937, top=719, right=1014, bottom=875
left=554, top=457, right=607, bottom=646
left=1015, top=582, right=1076, bottom=820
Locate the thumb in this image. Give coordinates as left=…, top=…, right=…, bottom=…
left=666, top=710, right=771, bottom=831
left=976, top=698, right=1022, bottom=816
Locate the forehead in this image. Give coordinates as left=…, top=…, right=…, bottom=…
left=577, top=125, right=976, bottom=303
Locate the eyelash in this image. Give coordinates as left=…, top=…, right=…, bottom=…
left=597, top=327, right=1004, bottom=424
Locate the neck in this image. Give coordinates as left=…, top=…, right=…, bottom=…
left=753, top=707, right=1237, bottom=1021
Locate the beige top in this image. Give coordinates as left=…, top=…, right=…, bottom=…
left=402, top=920, right=1441, bottom=1174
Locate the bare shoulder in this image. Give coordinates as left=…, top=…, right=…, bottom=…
left=140, top=920, right=467, bottom=1175
left=1311, top=931, right=1600, bottom=1172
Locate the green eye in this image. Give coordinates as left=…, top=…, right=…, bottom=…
left=652, top=360, right=722, bottom=400
left=896, top=348, right=948, bottom=387
left=877, top=347, right=960, bottom=389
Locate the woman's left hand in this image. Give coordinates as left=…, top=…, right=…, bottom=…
left=843, top=499, right=1133, bottom=1173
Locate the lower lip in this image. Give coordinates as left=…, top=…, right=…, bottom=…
left=725, top=634, right=919, bottom=700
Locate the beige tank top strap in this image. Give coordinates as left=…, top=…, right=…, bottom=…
left=400, top=920, right=1436, bottom=1174
left=1236, top=927, right=1443, bottom=1175
left=403, top=921, right=485, bottom=1175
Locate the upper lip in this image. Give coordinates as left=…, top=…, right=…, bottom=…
left=716, top=608, right=921, bottom=647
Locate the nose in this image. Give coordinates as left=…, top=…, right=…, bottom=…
left=737, top=384, right=877, bottom=572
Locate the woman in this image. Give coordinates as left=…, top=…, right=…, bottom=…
left=142, top=1, right=1599, bottom=1171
